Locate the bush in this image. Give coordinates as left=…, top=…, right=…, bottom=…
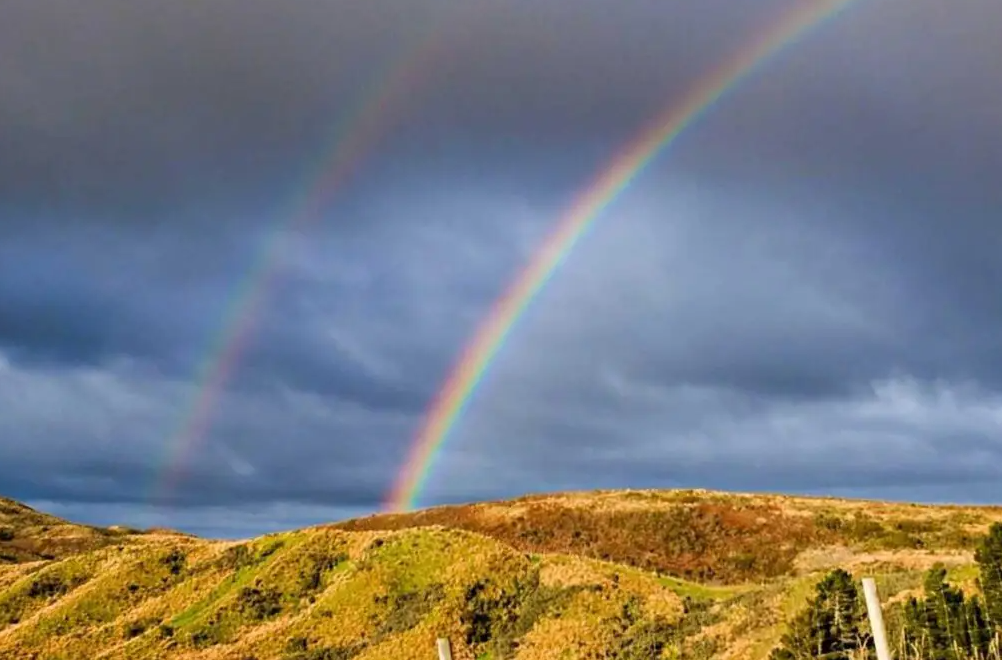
left=615, top=616, right=678, bottom=660
left=374, top=583, right=445, bottom=637
left=28, top=573, right=70, bottom=599
left=160, top=548, right=186, bottom=575
left=123, top=619, right=151, bottom=639
left=813, top=511, right=844, bottom=532
left=236, top=586, right=283, bottom=621
left=218, top=544, right=254, bottom=570
left=846, top=513, right=885, bottom=541
left=297, top=550, right=348, bottom=595
left=460, top=570, right=585, bottom=657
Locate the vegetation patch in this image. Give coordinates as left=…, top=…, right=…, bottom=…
left=460, top=568, right=589, bottom=658
left=373, top=582, right=446, bottom=638
left=340, top=499, right=838, bottom=582
left=0, top=557, right=94, bottom=626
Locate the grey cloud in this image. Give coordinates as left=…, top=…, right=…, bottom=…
left=2, top=0, right=1002, bottom=535
left=0, top=354, right=408, bottom=514
left=0, top=0, right=465, bottom=217
left=427, top=375, right=1002, bottom=507
left=411, top=173, right=1002, bottom=505
left=16, top=0, right=992, bottom=219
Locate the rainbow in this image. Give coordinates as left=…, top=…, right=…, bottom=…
left=385, top=0, right=859, bottom=513
left=152, top=16, right=465, bottom=503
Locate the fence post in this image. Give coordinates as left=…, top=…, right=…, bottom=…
left=436, top=637, right=453, bottom=660
left=861, top=577, right=892, bottom=660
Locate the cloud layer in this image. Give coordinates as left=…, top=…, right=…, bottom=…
left=2, top=0, right=1001, bottom=537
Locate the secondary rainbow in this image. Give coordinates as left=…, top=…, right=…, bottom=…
left=385, top=0, right=859, bottom=513
left=152, top=17, right=462, bottom=503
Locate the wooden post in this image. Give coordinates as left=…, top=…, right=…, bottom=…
left=861, top=577, right=892, bottom=660
left=436, top=637, right=453, bottom=660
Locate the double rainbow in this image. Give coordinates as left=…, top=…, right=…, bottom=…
left=385, top=0, right=858, bottom=513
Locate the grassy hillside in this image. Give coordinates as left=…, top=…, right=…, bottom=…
left=0, top=497, right=145, bottom=565
left=1, top=489, right=1001, bottom=659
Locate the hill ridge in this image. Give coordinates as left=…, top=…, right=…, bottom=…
left=2, top=488, right=1001, bottom=659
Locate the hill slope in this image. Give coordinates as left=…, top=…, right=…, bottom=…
left=337, top=489, right=1002, bottom=582
left=0, top=497, right=142, bottom=565
left=1, top=489, right=1001, bottom=659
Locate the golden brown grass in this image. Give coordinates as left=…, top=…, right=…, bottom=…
left=2, top=488, right=1001, bottom=659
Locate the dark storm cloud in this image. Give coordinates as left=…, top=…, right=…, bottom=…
left=0, top=0, right=472, bottom=218
left=0, top=0, right=824, bottom=221
left=682, top=0, right=1002, bottom=205
left=0, top=220, right=435, bottom=411
left=2, top=0, right=1002, bottom=535
left=2, top=0, right=999, bottom=216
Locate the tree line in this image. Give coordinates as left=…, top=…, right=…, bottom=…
left=770, top=522, right=1002, bottom=660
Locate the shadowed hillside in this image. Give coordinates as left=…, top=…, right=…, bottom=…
left=2, top=489, right=1002, bottom=659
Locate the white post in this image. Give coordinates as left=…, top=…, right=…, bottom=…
left=861, top=577, right=892, bottom=660
left=436, top=637, right=453, bottom=660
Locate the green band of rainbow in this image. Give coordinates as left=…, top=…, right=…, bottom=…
left=385, top=0, right=858, bottom=513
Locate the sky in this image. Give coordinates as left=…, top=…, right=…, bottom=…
left=2, top=0, right=1001, bottom=539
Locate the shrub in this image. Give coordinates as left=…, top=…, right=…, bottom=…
left=28, top=573, right=71, bottom=599
left=218, top=544, right=254, bottom=570
left=614, top=616, right=678, bottom=660
left=460, top=569, right=585, bottom=657
left=813, top=511, right=844, bottom=532
left=123, top=619, right=151, bottom=639
left=297, top=550, right=348, bottom=595
left=846, top=513, right=885, bottom=541
left=375, top=583, right=445, bottom=637
left=160, top=548, right=186, bottom=576
left=236, top=586, right=283, bottom=621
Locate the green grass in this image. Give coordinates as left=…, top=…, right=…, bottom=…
left=170, top=563, right=258, bottom=630
left=657, top=575, right=750, bottom=602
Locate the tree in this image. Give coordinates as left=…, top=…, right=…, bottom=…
left=920, top=564, right=967, bottom=660
left=771, top=568, right=873, bottom=659
left=898, top=564, right=992, bottom=660
left=976, top=523, right=1002, bottom=632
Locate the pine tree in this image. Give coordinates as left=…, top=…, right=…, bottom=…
left=898, top=564, right=993, bottom=660
left=965, top=595, right=993, bottom=657
left=976, top=523, right=1002, bottom=633
left=902, top=595, right=931, bottom=659
left=770, top=568, right=873, bottom=659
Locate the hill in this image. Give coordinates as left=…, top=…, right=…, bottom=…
left=0, top=489, right=1001, bottom=659
left=0, top=497, right=145, bottom=565
left=338, top=489, right=1002, bottom=583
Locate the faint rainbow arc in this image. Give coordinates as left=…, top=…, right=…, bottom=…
left=385, top=0, right=858, bottom=513
left=152, top=20, right=458, bottom=503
